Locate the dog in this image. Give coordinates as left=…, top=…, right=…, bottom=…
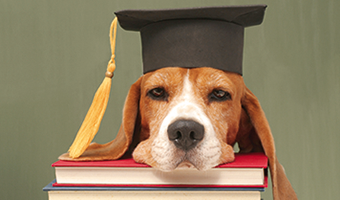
left=59, top=66, right=297, bottom=199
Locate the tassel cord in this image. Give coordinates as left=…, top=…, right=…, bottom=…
left=68, top=17, right=118, bottom=158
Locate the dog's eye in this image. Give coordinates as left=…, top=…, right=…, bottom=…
left=210, top=89, right=231, bottom=101
left=148, top=88, right=168, bottom=101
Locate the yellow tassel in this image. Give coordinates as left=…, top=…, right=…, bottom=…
left=68, top=18, right=118, bottom=158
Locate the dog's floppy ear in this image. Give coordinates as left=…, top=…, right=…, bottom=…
left=241, top=86, right=297, bottom=200
left=59, top=76, right=142, bottom=161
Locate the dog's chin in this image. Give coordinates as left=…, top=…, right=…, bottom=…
left=154, top=152, right=221, bottom=172
left=155, top=160, right=219, bottom=172
left=152, top=145, right=236, bottom=172
left=176, top=160, right=196, bottom=169
left=175, top=159, right=217, bottom=171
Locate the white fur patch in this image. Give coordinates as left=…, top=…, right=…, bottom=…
left=151, top=71, right=222, bottom=171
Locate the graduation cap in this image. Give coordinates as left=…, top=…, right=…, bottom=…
left=115, top=5, right=267, bottom=75
left=67, top=5, right=267, bottom=158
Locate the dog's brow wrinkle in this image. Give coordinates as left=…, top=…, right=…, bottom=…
left=179, top=70, right=195, bottom=102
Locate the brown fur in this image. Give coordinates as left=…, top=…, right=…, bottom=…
left=59, top=67, right=297, bottom=200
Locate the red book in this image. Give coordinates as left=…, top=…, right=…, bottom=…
left=52, top=152, right=268, bottom=188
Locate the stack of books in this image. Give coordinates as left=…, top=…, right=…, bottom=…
left=43, top=152, right=268, bottom=200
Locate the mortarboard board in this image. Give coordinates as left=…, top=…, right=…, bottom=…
left=115, top=5, right=267, bottom=75
left=67, top=5, right=267, bottom=158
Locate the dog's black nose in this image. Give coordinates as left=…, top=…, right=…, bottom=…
left=167, top=120, right=204, bottom=151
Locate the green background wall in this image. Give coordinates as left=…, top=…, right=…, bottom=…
left=0, top=0, right=339, bottom=199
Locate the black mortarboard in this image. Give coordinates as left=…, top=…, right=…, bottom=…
left=115, top=5, right=267, bottom=75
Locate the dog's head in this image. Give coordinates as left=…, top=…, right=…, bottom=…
left=132, top=67, right=242, bottom=171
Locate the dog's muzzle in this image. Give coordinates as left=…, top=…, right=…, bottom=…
left=167, top=120, right=204, bottom=151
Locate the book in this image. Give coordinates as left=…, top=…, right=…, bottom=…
left=44, top=180, right=264, bottom=200
left=52, top=152, right=268, bottom=187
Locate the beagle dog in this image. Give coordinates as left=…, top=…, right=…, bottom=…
left=60, top=66, right=297, bottom=199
